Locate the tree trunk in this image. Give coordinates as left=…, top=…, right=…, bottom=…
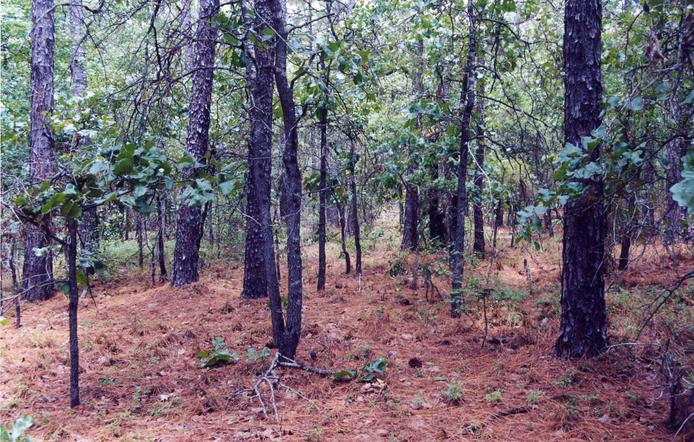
left=317, top=84, right=329, bottom=291
left=472, top=100, right=486, bottom=258
left=23, top=0, right=56, bottom=302
left=136, top=214, right=144, bottom=268
left=66, top=218, right=80, bottom=407
left=269, top=0, right=303, bottom=359
left=335, top=198, right=351, bottom=274
left=349, top=140, right=362, bottom=275
left=171, top=0, right=219, bottom=287
left=157, top=194, right=167, bottom=280
left=555, top=0, right=608, bottom=358
left=428, top=168, right=446, bottom=244
left=450, top=0, right=476, bottom=318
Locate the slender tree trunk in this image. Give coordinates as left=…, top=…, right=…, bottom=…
left=335, top=199, right=351, bottom=274
left=269, top=0, right=303, bottom=359
left=181, top=0, right=195, bottom=73
left=67, top=219, right=80, bottom=407
left=555, top=0, right=608, bottom=358
left=22, top=0, right=56, bottom=302
left=450, top=0, right=476, bottom=318
left=428, top=167, right=446, bottom=244
left=136, top=214, right=144, bottom=268
left=317, top=89, right=329, bottom=291
left=401, top=37, right=424, bottom=252
left=171, top=0, right=219, bottom=286
left=349, top=140, right=362, bottom=275
left=157, top=194, right=167, bottom=280
left=472, top=99, right=486, bottom=258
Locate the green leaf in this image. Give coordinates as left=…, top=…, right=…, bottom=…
left=114, top=158, right=134, bottom=176
left=0, top=316, right=8, bottom=327
left=332, top=370, right=357, bottom=382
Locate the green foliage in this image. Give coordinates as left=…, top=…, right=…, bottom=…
left=670, top=151, right=694, bottom=212
left=196, top=337, right=239, bottom=368
left=443, top=381, right=463, bottom=405
left=483, top=390, right=502, bottom=404
left=0, top=416, right=32, bottom=442
left=245, top=346, right=271, bottom=362
left=358, top=358, right=388, bottom=383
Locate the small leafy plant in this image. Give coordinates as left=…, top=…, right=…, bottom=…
left=484, top=390, right=502, bottom=404
left=0, top=416, right=33, bottom=442
left=196, top=337, right=239, bottom=368
left=443, top=381, right=463, bottom=405
left=359, top=357, right=388, bottom=383
left=246, top=346, right=271, bottom=361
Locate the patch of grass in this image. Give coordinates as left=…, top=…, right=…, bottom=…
left=484, top=390, right=502, bottom=404
left=443, top=381, right=463, bottom=406
left=526, top=390, right=543, bottom=406
left=554, top=369, right=577, bottom=387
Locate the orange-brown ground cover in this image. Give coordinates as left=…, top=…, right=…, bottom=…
left=0, top=226, right=691, bottom=441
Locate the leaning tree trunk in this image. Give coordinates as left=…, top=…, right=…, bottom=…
left=23, top=0, right=56, bottom=302
left=240, top=0, right=274, bottom=298
left=555, top=0, right=608, bottom=358
left=269, top=0, right=303, bottom=359
left=472, top=97, right=486, bottom=258
left=450, top=0, right=476, bottom=318
left=171, top=0, right=219, bottom=287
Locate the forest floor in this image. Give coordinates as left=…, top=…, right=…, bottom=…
left=1, top=215, right=692, bottom=441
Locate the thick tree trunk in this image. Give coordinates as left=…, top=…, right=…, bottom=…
left=269, top=0, right=303, bottom=359
left=472, top=102, right=486, bottom=258
left=23, top=0, right=56, bottom=302
left=171, top=0, right=219, bottom=287
left=450, top=0, right=476, bottom=318
left=317, top=95, right=328, bottom=291
left=555, top=0, right=608, bottom=358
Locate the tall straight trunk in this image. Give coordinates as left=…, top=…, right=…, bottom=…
left=335, top=198, right=351, bottom=274
left=555, top=0, right=608, bottom=358
left=70, top=0, right=99, bottom=259
left=401, top=37, right=424, bottom=252
left=23, top=0, right=56, bottom=302
left=240, top=0, right=273, bottom=299
left=349, top=140, right=362, bottom=275
left=450, top=0, right=476, bottom=318
left=317, top=103, right=328, bottom=291
left=428, top=168, right=446, bottom=243
left=269, top=0, right=303, bottom=359
left=136, top=214, right=144, bottom=268
left=171, top=0, right=219, bottom=286
left=472, top=99, right=486, bottom=258
left=157, top=194, right=167, bottom=280
left=66, top=218, right=80, bottom=407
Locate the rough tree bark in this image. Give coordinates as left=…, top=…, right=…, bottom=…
left=171, top=0, right=219, bottom=286
left=555, top=0, right=608, bottom=358
left=269, top=0, right=303, bottom=359
left=66, top=218, right=80, bottom=407
left=23, top=0, right=56, bottom=302
left=450, top=0, right=476, bottom=318
left=240, top=0, right=274, bottom=299
left=335, top=199, right=351, bottom=274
